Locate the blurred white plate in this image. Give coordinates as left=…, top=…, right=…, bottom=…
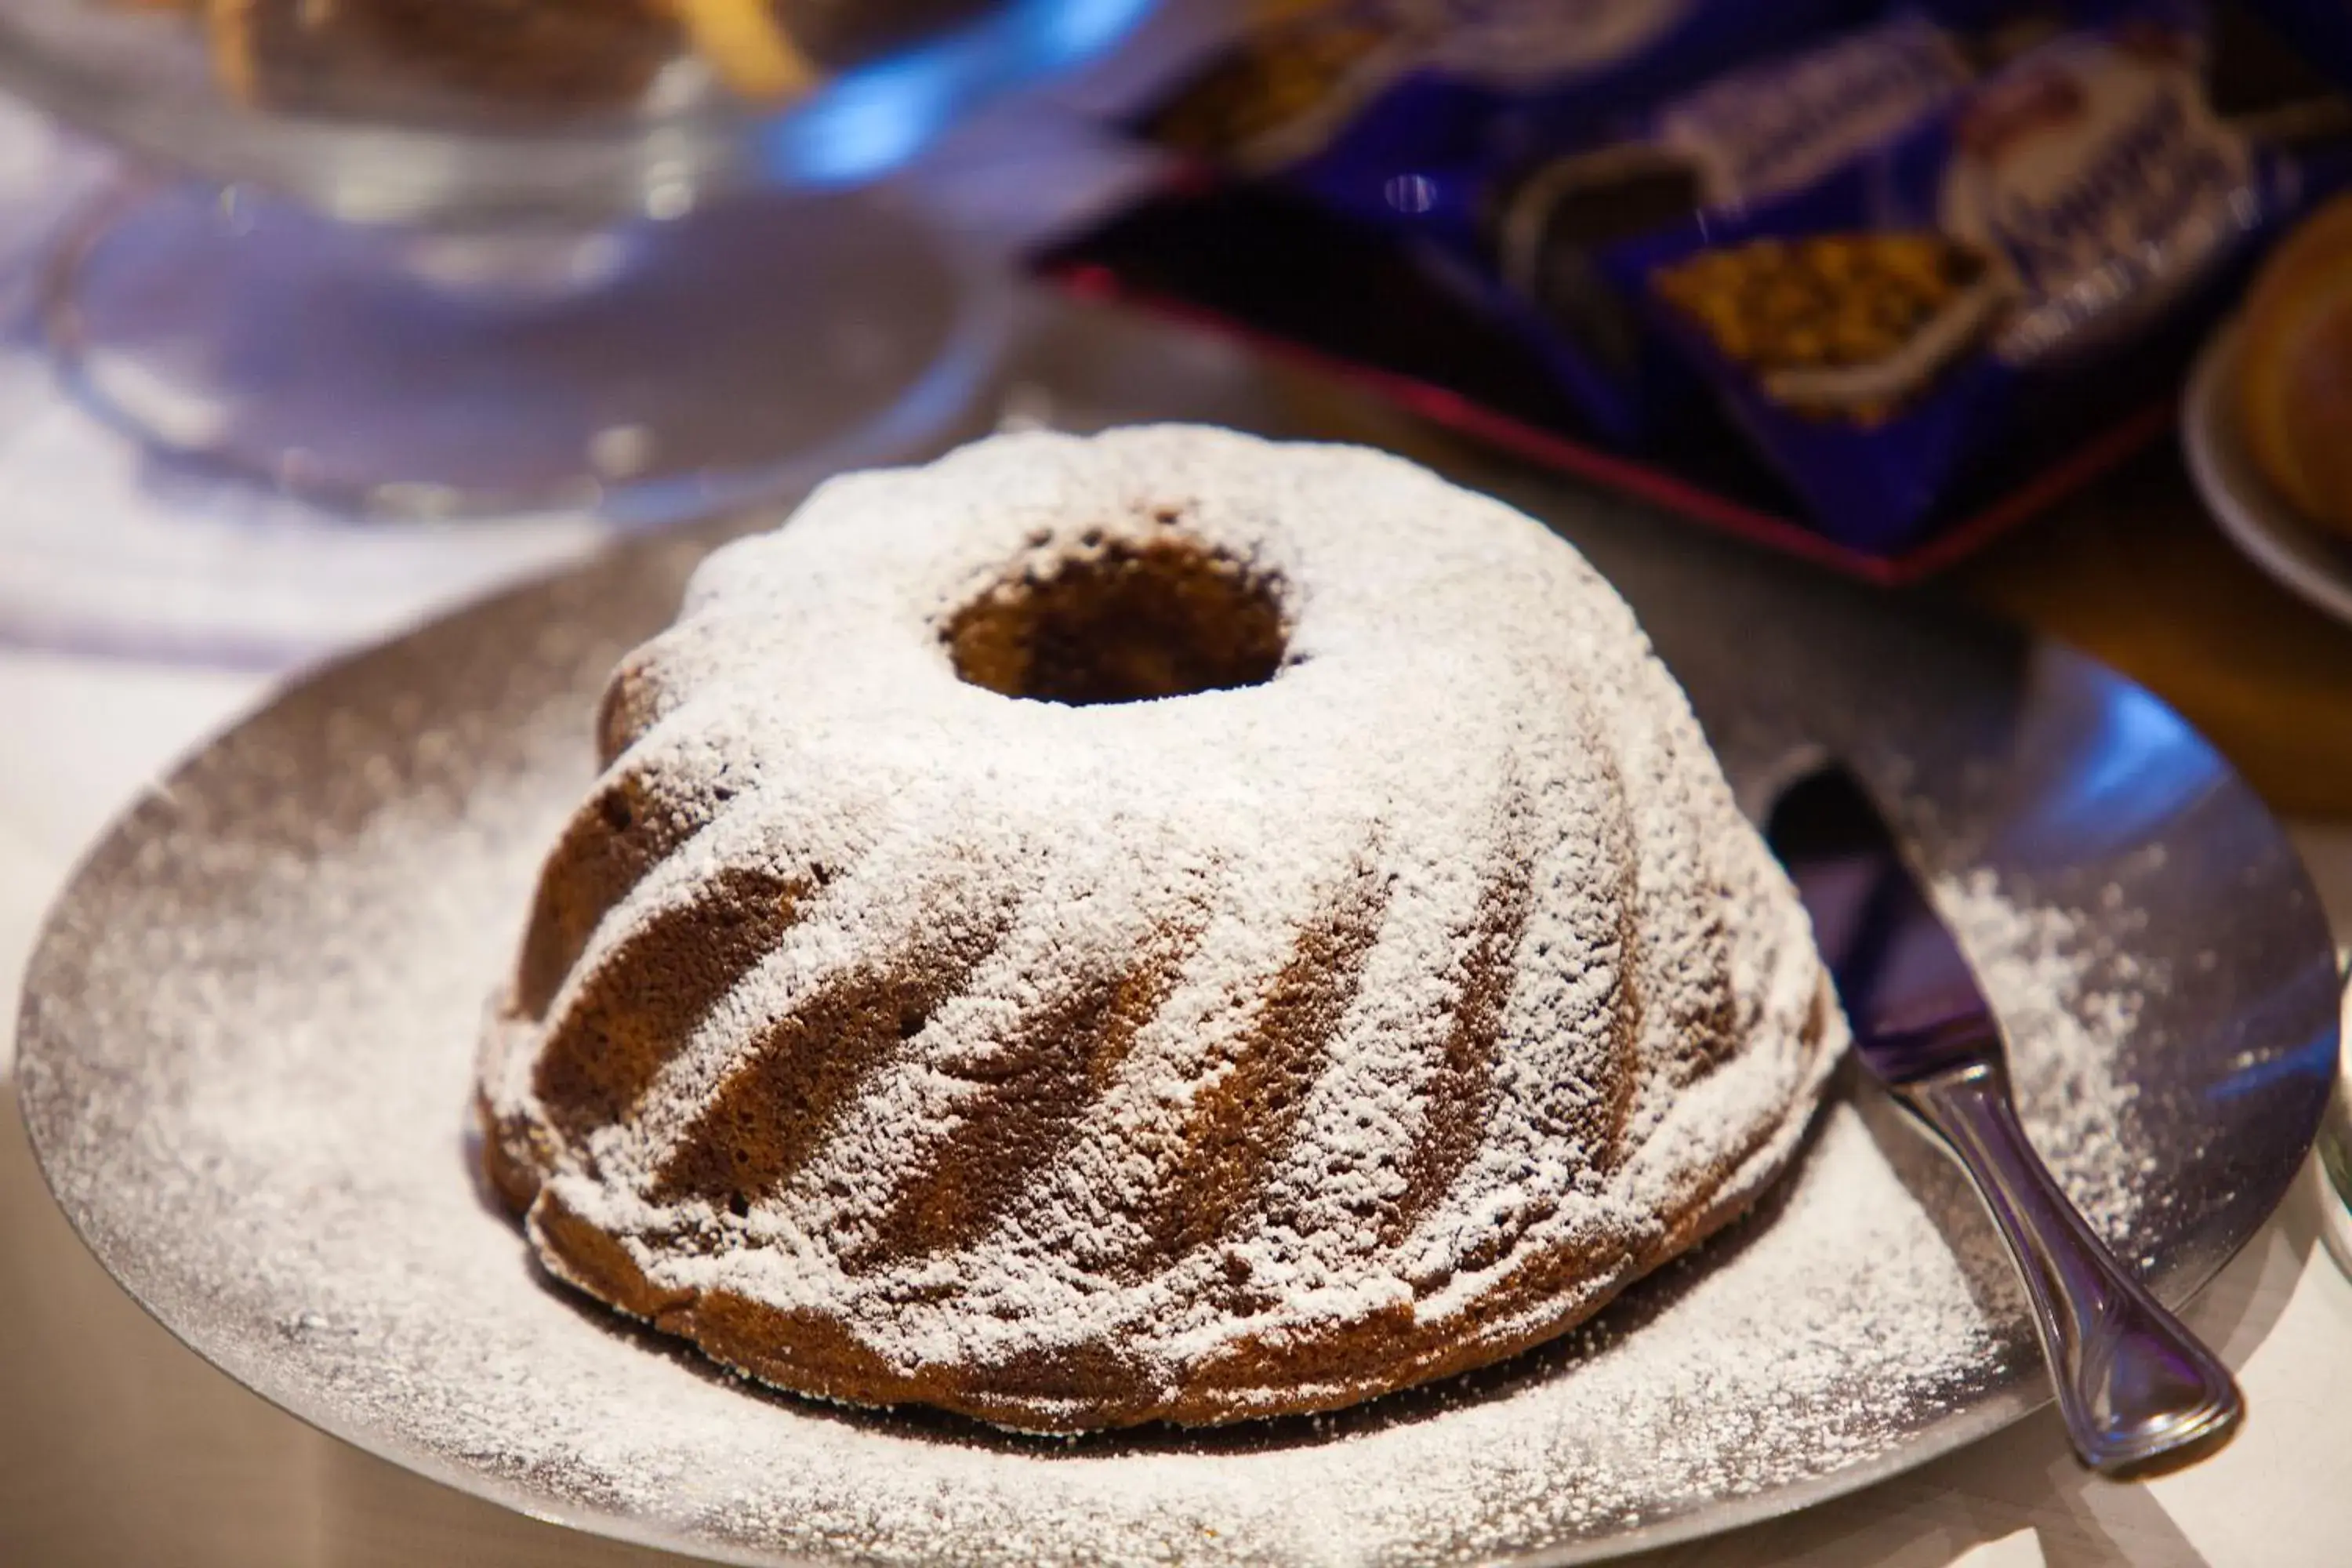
left=2182, top=315, right=2352, bottom=628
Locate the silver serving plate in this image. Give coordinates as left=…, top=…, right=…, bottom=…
left=15, top=426, right=2341, bottom=1565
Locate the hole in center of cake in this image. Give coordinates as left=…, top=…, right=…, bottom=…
left=945, top=535, right=1287, bottom=706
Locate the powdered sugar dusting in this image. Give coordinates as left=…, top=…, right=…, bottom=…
left=1938, top=866, right=2148, bottom=1247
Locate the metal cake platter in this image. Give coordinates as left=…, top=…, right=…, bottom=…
left=14, top=370, right=2343, bottom=1564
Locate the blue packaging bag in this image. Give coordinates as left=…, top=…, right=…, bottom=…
left=1613, top=1, right=2299, bottom=550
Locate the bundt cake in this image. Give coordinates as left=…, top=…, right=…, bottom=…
left=475, top=425, right=1844, bottom=1432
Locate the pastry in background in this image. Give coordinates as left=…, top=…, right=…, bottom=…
left=209, top=0, right=680, bottom=120
left=201, top=0, right=1007, bottom=118
left=1651, top=233, right=2011, bottom=427
left=678, top=0, right=1000, bottom=100
left=671, top=0, right=818, bottom=99
left=2237, top=191, right=2352, bottom=538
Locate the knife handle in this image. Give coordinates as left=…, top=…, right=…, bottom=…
left=1896, top=1059, right=2244, bottom=1476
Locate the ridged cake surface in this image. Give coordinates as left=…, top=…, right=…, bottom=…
left=476, top=425, right=1843, bottom=1432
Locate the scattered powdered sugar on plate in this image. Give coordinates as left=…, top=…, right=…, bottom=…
left=1936, top=866, right=2149, bottom=1248
left=14, top=525, right=2331, bottom=1566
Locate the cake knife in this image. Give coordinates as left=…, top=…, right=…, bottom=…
left=1767, top=764, right=2243, bottom=1475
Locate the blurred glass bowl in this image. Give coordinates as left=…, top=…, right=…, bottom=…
left=0, top=0, right=1155, bottom=526
left=0, top=0, right=1158, bottom=223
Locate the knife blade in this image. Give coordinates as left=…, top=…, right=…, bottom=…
left=1768, top=764, right=2242, bottom=1476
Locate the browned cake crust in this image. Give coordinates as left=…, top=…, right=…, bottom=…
left=484, top=989, right=1835, bottom=1428
left=944, top=534, right=1288, bottom=705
